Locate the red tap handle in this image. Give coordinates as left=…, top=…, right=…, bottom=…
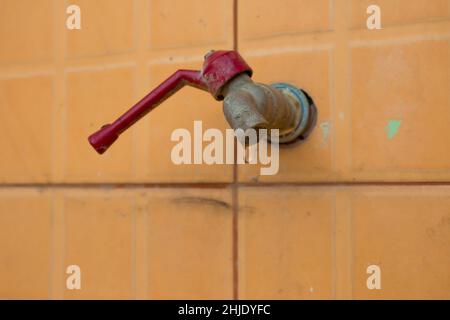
left=88, top=50, right=253, bottom=155
left=88, top=69, right=207, bottom=154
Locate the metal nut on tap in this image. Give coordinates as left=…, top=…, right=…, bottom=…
left=88, top=50, right=317, bottom=154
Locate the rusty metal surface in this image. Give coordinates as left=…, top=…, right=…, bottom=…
left=223, top=74, right=316, bottom=144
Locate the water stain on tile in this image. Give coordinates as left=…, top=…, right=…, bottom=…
left=319, top=121, right=330, bottom=147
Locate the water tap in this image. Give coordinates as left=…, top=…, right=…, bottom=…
left=88, top=50, right=317, bottom=154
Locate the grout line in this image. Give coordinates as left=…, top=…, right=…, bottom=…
left=232, top=166, right=239, bottom=299
left=349, top=32, right=450, bottom=47
left=0, top=70, right=55, bottom=79
left=232, top=169, right=239, bottom=299
left=53, top=191, right=66, bottom=300
left=0, top=183, right=230, bottom=189
left=333, top=0, right=352, bottom=300
left=349, top=200, right=354, bottom=299
left=133, top=0, right=150, bottom=298
left=131, top=195, right=137, bottom=299
left=2, top=181, right=450, bottom=189
left=50, top=0, right=66, bottom=300
left=331, top=193, right=337, bottom=299
left=147, top=55, right=205, bottom=65
left=144, top=197, right=149, bottom=299
left=49, top=192, right=55, bottom=299
left=132, top=0, right=140, bottom=300
left=52, top=0, right=66, bottom=183
left=233, top=0, right=238, bottom=52
left=64, top=61, right=136, bottom=73
left=232, top=0, right=239, bottom=301
left=243, top=43, right=333, bottom=57
left=335, top=191, right=352, bottom=299
left=61, top=194, right=66, bottom=300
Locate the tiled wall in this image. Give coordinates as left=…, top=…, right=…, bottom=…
left=0, top=0, right=449, bottom=299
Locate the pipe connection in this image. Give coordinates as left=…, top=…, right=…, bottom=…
left=88, top=50, right=316, bottom=154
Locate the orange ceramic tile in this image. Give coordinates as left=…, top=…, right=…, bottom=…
left=239, top=187, right=335, bottom=299
left=149, top=0, right=232, bottom=49
left=63, top=190, right=134, bottom=299
left=350, top=0, right=450, bottom=29
left=0, top=75, right=53, bottom=182
left=65, top=66, right=135, bottom=182
left=0, top=0, right=53, bottom=64
left=0, top=190, right=52, bottom=299
left=350, top=187, right=450, bottom=299
left=349, top=38, right=450, bottom=181
left=66, top=0, right=134, bottom=58
left=1, top=0, right=450, bottom=302
left=239, top=0, right=332, bottom=41
left=142, top=188, right=232, bottom=299
left=237, top=48, right=335, bottom=182
left=143, top=60, right=233, bottom=182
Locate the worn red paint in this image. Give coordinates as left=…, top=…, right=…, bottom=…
left=88, top=50, right=252, bottom=154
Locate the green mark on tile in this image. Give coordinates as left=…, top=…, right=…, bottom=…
left=385, top=120, right=402, bottom=140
